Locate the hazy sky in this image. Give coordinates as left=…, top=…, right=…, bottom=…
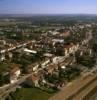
left=0, top=0, right=97, bottom=14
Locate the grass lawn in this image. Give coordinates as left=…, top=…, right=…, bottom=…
left=12, top=87, right=53, bottom=100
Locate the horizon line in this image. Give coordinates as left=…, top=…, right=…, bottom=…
left=0, top=13, right=97, bottom=15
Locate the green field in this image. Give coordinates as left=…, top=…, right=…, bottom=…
left=11, top=88, right=53, bottom=100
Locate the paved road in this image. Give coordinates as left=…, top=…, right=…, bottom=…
left=49, top=72, right=97, bottom=100
left=0, top=73, right=33, bottom=99
left=71, top=75, right=97, bottom=100
left=84, top=86, right=97, bottom=100
left=88, top=90, right=97, bottom=100
left=83, top=79, right=97, bottom=100
left=0, top=40, right=34, bottom=54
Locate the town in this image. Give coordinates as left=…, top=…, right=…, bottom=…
left=0, top=15, right=97, bottom=100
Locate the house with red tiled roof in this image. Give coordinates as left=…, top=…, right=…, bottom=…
left=9, top=64, right=21, bottom=83
left=26, top=74, right=40, bottom=87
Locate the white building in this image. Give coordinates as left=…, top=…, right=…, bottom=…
left=24, top=48, right=37, bottom=54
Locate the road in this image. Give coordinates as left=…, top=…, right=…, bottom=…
left=0, top=73, right=33, bottom=99
left=49, top=70, right=97, bottom=100
left=0, top=40, right=35, bottom=54
left=88, top=88, right=97, bottom=100
left=83, top=72, right=97, bottom=100
left=70, top=74, right=97, bottom=100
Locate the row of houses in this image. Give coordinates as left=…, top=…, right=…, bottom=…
left=64, top=43, right=79, bottom=56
